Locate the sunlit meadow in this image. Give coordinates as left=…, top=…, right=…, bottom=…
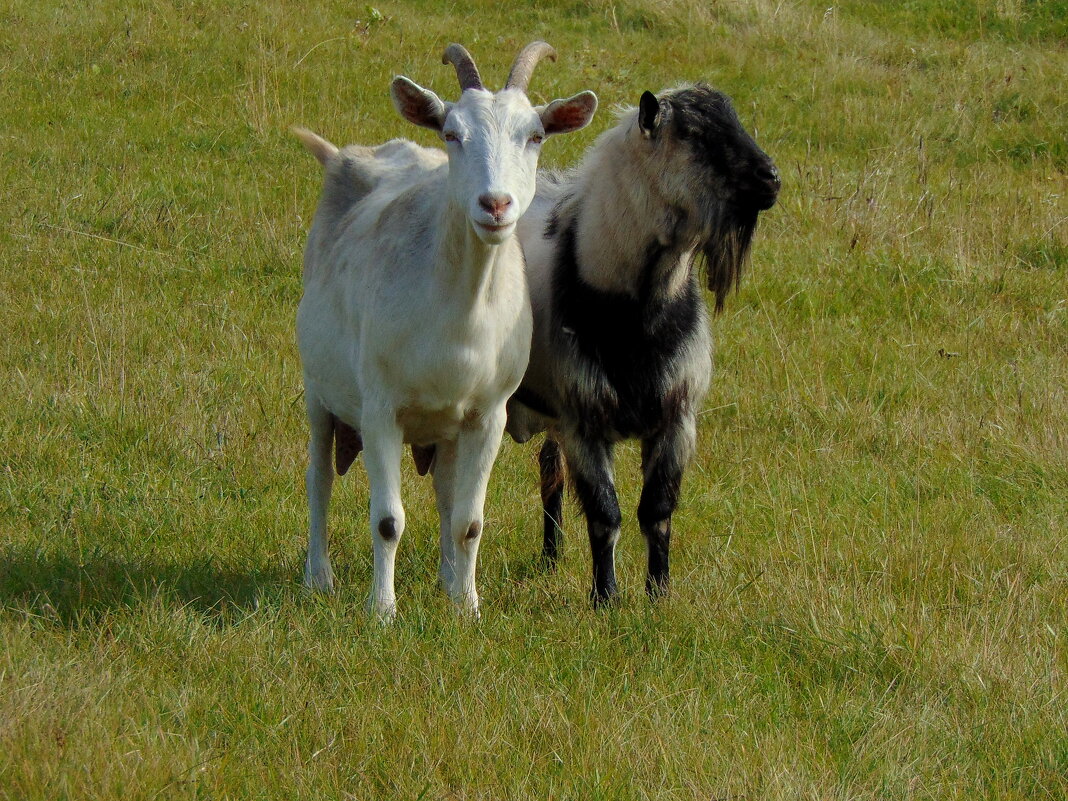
left=1, top=1, right=1065, bottom=798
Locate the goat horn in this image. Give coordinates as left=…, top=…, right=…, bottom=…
left=441, top=43, right=483, bottom=92
left=505, top=41, right=557, bottom=93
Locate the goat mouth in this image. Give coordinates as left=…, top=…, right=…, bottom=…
left=753, top=193, right=778, bottom=211
left=477, top=221, right=513, bottom=233
left=743, top=190, right=779, bottom=212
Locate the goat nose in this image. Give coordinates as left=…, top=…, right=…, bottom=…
left=757, top=163, right=781, bottom=189
left=478, top=193, right=513, bottom=219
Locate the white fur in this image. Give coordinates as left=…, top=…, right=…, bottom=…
left=294, top=51, right=596, bottom=619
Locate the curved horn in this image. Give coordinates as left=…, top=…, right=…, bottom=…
left=505, top=41, right=557, bottom=93
left=441, top=43, right=483, bottom=91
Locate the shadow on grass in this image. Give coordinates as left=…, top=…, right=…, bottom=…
left=0, top=545, right=292, bottom=628
left=499, top=550, right=561, bottom=585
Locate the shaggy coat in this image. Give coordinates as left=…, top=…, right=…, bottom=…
left=507, top=84, right=780, bottom=603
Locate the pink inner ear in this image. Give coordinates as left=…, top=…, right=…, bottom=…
left=547, top=108, right=580, bottom=133
left=401, top=93, right=434, bottom=123
left=543, top=96, right=596, bottom=135
left=393, top=80, right=444, bottom=130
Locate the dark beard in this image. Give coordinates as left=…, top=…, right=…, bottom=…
left=701, top=205, right=759, bottom=314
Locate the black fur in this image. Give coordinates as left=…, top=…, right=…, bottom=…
left=638, top=90, right=661, bottom=136
left=638, top=431, right=687, bottom=596
left=543, top=190, right=573, bottom=239
left=378, top=516, right=398, bottom=541
left=539, top=437, right=565, bottom=565
left=704, top=208, right=759, bottom=313
left=660, top=84, right=779, bottom=310
left=551, top=222, right=702, bottom=440
left=663, top=84, right=779, bottom=209
left=568, top=442, right=622, bottom=604
left=513, top=385, right=557, bottom=419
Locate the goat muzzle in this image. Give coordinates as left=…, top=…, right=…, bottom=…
left=741, top=163, right=781, bottom=211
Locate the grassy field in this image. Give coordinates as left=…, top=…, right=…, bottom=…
left=1, top=0, right=1066, bottom=798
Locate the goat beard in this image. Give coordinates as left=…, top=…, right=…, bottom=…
left=701, top=206, right=759, bottom=314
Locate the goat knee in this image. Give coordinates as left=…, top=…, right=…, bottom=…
left=637, top=495, right=675, bottom=530
left=573, top=475, right=621, bottom=530
left=450, top=518, right=482, bottom=552
left=371, top=503, right=405, bottom=542
left=585, top=494, right=622, bottom=531
left=378, top=516, right=400, bottom=541
left=444, top=518, right=482, bottom=614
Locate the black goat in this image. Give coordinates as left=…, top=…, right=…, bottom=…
left=506, top=84, right=780, bottom=604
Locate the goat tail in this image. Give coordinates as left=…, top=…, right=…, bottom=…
left=291, top=127, right=339, bottom=166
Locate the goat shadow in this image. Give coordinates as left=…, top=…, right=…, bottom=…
left=0, top=545, right=291, bottom=629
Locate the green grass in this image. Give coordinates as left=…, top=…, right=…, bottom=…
left=1, top=0, right=1066, bottom=798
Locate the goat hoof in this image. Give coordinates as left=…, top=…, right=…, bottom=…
left=645, top=577, right=670, bottom=601
left=369, top=597, right=398, bottom=623
left=456, top=604, right=481, bottom=622
left=303, top=560, right=335, bottom=593
left=590, top=588, right=619, bottom=609
left=539, top=551, right=560, bottom=573
left=449, top=592, right=480, bottom=620
left=438, top=568, right=455, bottom=592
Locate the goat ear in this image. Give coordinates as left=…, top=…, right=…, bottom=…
left=638, top=91, right=661, bottom=138
left=538, top=91, right=598, bottom=136
left=391, top=77, right=448, bottom=131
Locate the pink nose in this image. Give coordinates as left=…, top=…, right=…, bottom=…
left=478, top=193, right=513, bottom=219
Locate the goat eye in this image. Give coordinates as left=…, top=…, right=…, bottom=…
left=529, top=133, right=544, bottom=145
left=443, top=132, right=459, bottom=143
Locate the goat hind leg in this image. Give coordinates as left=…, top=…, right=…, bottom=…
left=539, top=435, right=565, bottom=569
left=432, top=440, right=457, bottom=591
left=304, top=402, right=336, bottom=592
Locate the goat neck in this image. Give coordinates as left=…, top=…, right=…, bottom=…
left=569, top=121, right=696, bottom=301
left=432, top=190, right=523, bottom=305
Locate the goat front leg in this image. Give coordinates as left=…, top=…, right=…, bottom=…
left=539, top=435, right=565, bottom=569
left=564, top=435, right=620, bottom=606
left=361, top=408, right=406, bottom=620
left=638, top=412, right=696, bottom=598
left=304, top=400, right=336, bottom=592
left=445, top=408, right=507, bottom=616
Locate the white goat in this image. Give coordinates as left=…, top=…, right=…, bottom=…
left=293, top=42, right=597, bottom=618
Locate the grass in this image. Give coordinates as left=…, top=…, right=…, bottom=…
left=1, top=0, right=1066, bottom=798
